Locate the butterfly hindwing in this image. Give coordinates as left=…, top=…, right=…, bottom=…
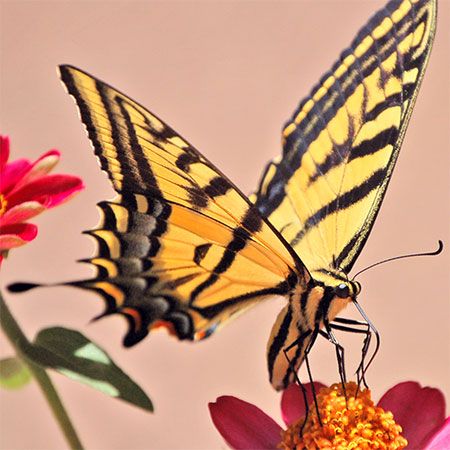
left=253, top=0, right=436, bottom=278
left=59, top=65, right=307, bottom=345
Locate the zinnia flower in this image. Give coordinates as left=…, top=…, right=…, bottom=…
left=209, top=381, right=449, bottom=449
left=0, top=135, right=84, bottom=264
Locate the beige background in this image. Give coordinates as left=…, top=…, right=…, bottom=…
left=1, top=1, right=449, bottom=449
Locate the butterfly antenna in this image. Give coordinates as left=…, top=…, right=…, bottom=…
left=352, top=240, right=443, bottom=280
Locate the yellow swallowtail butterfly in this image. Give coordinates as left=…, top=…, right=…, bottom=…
left=11, top=0, right=437, bottom=390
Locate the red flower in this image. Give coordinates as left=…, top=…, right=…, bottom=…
left=209, top=381, right=449, bottom=449
left=0, top=135, right=84, bottom=264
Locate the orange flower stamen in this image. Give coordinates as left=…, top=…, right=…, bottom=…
left=0, top=194, right=7, bottom=216
left=279, top=382, right=407, bottom=450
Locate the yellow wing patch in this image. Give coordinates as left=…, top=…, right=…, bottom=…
left=60, top=65, right=307, bottom=346
left=254, top=0, right=436, bottom=282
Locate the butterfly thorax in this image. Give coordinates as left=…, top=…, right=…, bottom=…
left=268, top=271, right=360, bottom=390
left=290, top=272, right=360, bottom=332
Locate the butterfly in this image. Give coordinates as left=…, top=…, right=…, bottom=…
left=11, top=0, right=436, bottom=391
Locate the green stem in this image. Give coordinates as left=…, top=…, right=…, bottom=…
left=0, top=291, right=84, bottom=450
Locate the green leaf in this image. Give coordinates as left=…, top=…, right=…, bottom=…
left=0, top=356, right=31, bottom=390
left=28, top=327, right=153, bottom=412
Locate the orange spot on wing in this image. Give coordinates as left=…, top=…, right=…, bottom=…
left=195, top=330, right=207, bottom=340
left=151, top=320, right=177, bottom=336
left=121, top=307, right=142, bottom=331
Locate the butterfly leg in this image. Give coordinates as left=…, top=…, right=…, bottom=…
left=330, top=317, right=372, bottom=390
left=352, top=301, right=380, bottom=391
left=302, top=329, right=322, bottom=427
left=330, top=301, right=381, bottom=392
left=283, top=327, right=322, bottom=430
left=323, top=319, right=348, bottom=400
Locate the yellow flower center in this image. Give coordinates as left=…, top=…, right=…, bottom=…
left=0, top=194, right=7, bottom=216
left=279, top=382, right=407, bottom=450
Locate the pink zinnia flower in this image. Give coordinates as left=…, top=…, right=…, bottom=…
left=0, top=135, right=84, bottom=264
left=209, top=381, right=449, bottom=449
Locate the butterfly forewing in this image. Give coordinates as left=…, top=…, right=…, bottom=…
left=59, top=65, right=307, bottom=345
left=253, top=0, right=436, bottom=277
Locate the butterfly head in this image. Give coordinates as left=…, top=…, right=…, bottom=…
left=310, top=269, right=361, bottom=301
left=334, top=280, right=361, bottom=299
left=313, top=277, right=361, bottom=324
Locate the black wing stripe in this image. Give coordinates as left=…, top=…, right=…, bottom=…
left=95, top=82, right=143, bottom=192
left=116, top=96, right=163, bottom=195
left=65, top=78, right=240, bottom=211
left=283, top=5, right=423, bottom=161
left=260, top=3, right=429, bottom=221
left=365, top=92, right=403, bottom=122
left=193, top=283, right=290, bottom=319
left=60, top=69, right=111, bottom=184
left=348, top=125, right=398, bottom=162
left=291, top=168, right=386, bottom=246
left=190, top=209, right=263, bottom=302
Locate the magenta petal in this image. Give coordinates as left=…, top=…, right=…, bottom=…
left=21, top=150, right=61, bottom=184
left=0, top=159, right=32, bottom=194
left=0, top=223, right=38, bottom=250
left=0, top=201, right=46, bottom=226
left=209, top=396, right=282, bottom=450
left=0, top=235, right=30, bottom=250
left=43, top=175, right=84, bottom=207
left=0, top=135, right=10, bottom=170
left=378, top=381, right=446, bottom=449
left=424, top=417, right=450, bottom=449
left=281, top=382, right=327, bottom=426
left=7, top=174, right=84, bottom=208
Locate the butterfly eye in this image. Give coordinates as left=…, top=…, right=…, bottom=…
left=336, top=283, right=350, bottom=298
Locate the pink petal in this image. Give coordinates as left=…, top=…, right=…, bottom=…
left=281, top=382, right=327, bottom=426
left=7, top=174, right=84, bottom=209
left=209, top=396, right=282, bottom=450
left=0, top=235, right=29, bottom=250
left=1, top=147, right=59, bottom=195
left=424, top=417, right=450, bottom=449
left=0, top=135, right=10, bottom=170
left=0, top=223, right=38, bottom=250
left=20, top=150, right=60, bottom=185
left=0, top=201, right=46, bottom=226
left=0, top=158, right=32, bottom=194
left=378, top=381, right=446, bottom=449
